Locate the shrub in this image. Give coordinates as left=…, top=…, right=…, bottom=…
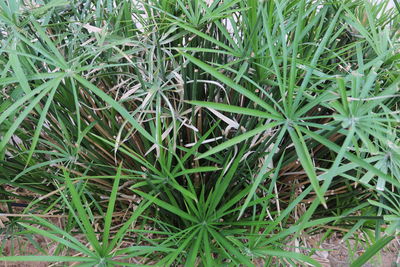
left=0, top=0, right=399, bottom=266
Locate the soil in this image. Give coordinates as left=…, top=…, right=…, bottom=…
left=307, top=234, right=400, bottom=267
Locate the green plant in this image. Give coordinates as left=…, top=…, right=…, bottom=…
left=0, top=0, right=399, bottom=266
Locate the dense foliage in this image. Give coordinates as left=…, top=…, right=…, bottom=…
left=0, top=0, right=399, bottom=265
